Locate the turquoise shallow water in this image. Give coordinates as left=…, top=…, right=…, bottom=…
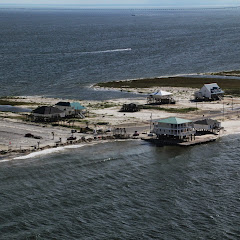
left=0, top=136, right=240, bottom=239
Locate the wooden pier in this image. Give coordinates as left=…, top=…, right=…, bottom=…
left=142, top=134, right=219, bottom=147
left=178, top=134, right=219, bottom=146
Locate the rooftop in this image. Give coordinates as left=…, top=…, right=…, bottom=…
left=70, top=102, right=86, bottom=110
left=194, top=119, right=220, bottom=125
left=157, top=117, right=192, bottom=125
left=32, top=106, right=63, bottom=115
left=55, top=102, right=71, bottom=107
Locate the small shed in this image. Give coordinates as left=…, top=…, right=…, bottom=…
left=120, top=103, right=140, bottom=112
left=147, top=90, right=175, bottom=104
left=194, top=83, right=224, bottom=101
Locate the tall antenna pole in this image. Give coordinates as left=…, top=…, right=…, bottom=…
left=150, top=113, right=152, bottom=132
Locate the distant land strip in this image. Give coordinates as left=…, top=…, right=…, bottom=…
left=94, top=75, right=240, bottom=96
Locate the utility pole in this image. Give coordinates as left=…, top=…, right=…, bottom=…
left=223, top=102, right=224, bottom=120
left=150, top=113, right=152, bottom=133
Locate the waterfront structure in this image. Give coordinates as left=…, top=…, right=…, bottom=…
left=55, top=102, right=75, bottom=116
left=194, top=83, right=224, bottom=101
left=31, top=106, right=65, bottom=121
left=194, top=119, right=221, bottom=132
left=147, top=90, right=175, bottom=104
left=70, top=102, right=86, bottom=118
left=55, top=102, right=86, bottom=118
left=153, top=117, right=195, bottom=140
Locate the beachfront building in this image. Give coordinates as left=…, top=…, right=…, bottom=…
left=70, top=102, right=86, bottom=118
left=55, top=102, right=75, bottom=116
left=153, top=117, right=195, bottom=140
left=31, top=106, right=65, bottom=121
left=194, top=119, right=221, bottom=133
left=147, top=90, right=175, bottom=104
left=194, top=83, right=224, bottom=101
left=55, top=102, right=86, bottom=118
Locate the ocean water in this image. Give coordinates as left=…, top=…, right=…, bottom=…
left=1, top=8, right=240, bottom=239
left=1, top=8, right=240, bottom=99
left=1, top=136, right=240, bottom=239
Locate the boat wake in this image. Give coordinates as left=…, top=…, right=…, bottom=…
left=76, top=48, right=132, bottom=55
left=0, top=48, right=132, bottom=57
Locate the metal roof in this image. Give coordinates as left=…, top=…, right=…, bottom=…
left=70, top=102, right=86, bottom=110
left=32, top=106, right=63, bottom=114
left=194, top=119, right=219, bottom=125
left=203, top=83, right=224, bottom=94
left=157, top=117, right=192, bottom=125
left=55, top=102, right=71, bottom=107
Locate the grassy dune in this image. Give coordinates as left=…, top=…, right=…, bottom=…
left=95, top=76, right=240, bottom=96
left=210, top=70, right=240, bottom=76
left=0, top=99, right=37, bottom=106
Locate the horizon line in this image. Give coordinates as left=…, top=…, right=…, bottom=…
left=0, top=4, right=239, bottom=10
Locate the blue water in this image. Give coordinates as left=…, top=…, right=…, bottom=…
left=1, top=8, right=240, bottom=99
left=1, top=136, right=240, bottom=239
left=0, top=105, right=31, bottom=113
left=1, top=8, right=240, bottom=239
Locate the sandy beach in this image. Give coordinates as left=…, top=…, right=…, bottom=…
left=1, top=89, right=240, bottom=159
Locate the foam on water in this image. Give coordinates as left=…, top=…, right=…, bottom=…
left=13, top=144, right=86, bottom=160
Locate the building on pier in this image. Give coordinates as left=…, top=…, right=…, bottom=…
left=152, top=117, right=195, bottom=141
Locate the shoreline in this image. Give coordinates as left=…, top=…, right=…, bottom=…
left=1, top=116, right=240, bottom=161
left=1, top=122, right=239, bottom=162
left=1, top=71, right=240, bottom=161
left=0, top=136, right=139, bottom=162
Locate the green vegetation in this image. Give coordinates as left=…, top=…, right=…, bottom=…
left=210, top=70, right=240, bottom=76
left=88, top=102, right=118, bottom=109
left=96, top=122, right=109, bottom=125
left=141, top=105, right=197, bottom=113
left=95, top=76, right=240, bottom=96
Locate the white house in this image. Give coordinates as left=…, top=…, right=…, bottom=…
left=153, top=117, right=195, bottom=139
left=55, top=102, right=75, bottom=116
left=194, top=119, right=221, bottom=132
left=194, top=83, right=224, bottom=101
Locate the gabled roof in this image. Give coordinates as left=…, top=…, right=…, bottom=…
left=157, top=117, right=192, bottom=125
left=70, top=102, right=86, bottom=110
left=194, top=118, right=220, bottom=125
left=32, top=106, right=63, bottom=115
left=203, top=83, right=224, bottom=94
left=55, top=102, right=71, bottom=107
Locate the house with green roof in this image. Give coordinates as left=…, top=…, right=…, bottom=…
left=153, top=117, right=195, bottom=140
left=70, top=102, right=86, bottom=118
left=70, top=102, right=86, bottom=111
